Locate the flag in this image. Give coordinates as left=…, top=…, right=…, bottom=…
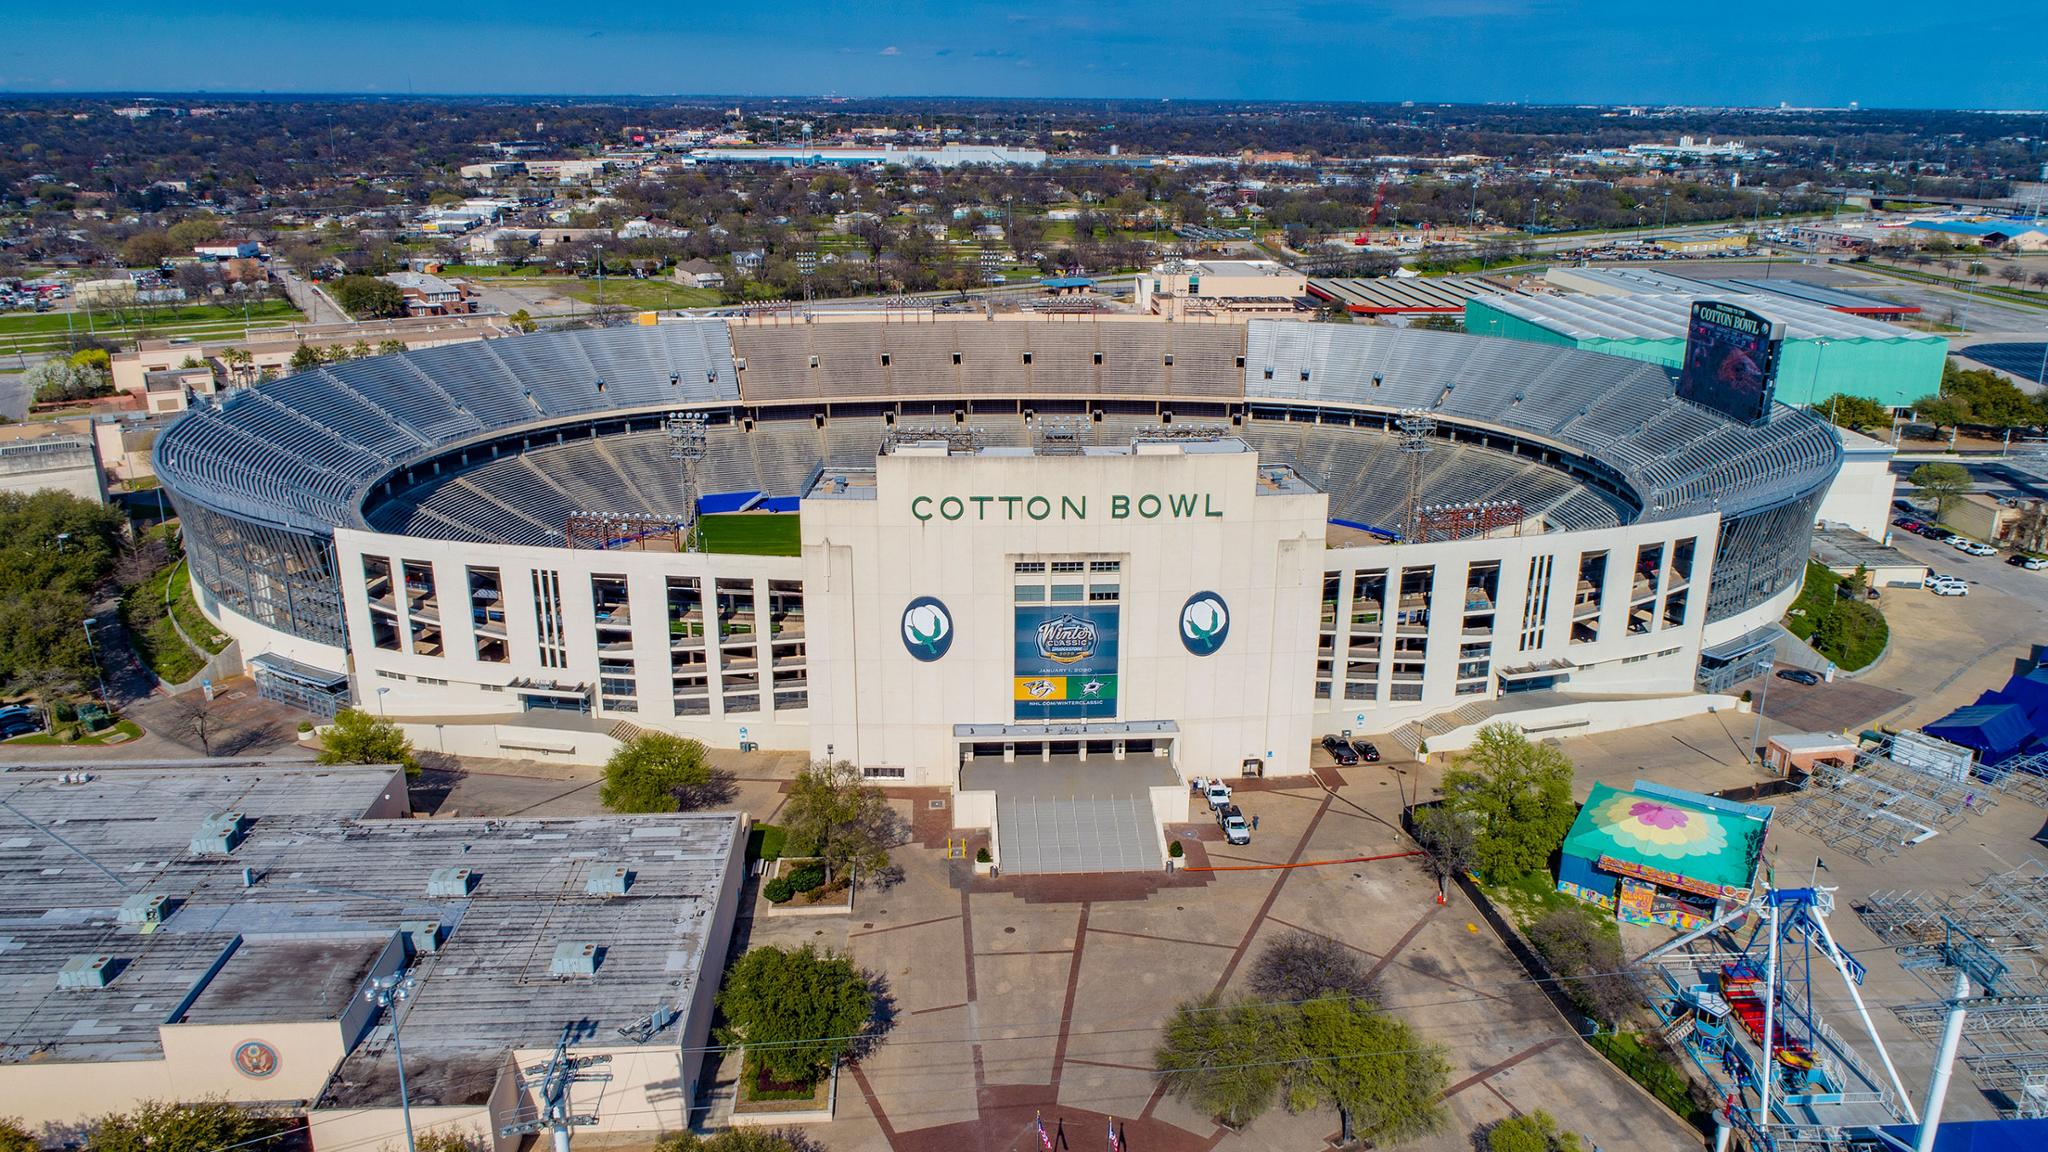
left=1036, top=1112, right=1054, bottom=1152
left=1107, top=1118, right=1122, bottom=1152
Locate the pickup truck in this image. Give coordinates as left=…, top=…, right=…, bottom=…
left=1216, top=803, right=1251, bottom=845
left=1204, top=780, right=1233, bottom=810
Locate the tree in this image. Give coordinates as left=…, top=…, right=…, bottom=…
left=1487, top=1110, right=1584, bottom=1152
left=377, top=340, right=407, bottom=356
left=1155, top=995, right=1283, bottom=1127
left=166, top=217, right=224, bottom=250
left=1909, top=461, right=1972, bottom=523
left=600, top=732, right=713, bottom=813
left=1246, top=930, right=1378, bottom=1006
left=508, top=308, right=537, bottom=333
left=0, top=491, right=124, bottom=693
left=410, top=1129, right=491, bottom=1152
left=86, top=1099, right=284, bottom=1152
left=1410, top=802, right=1479, bottom=893
left=160, top=690, right=223, bottom=755
left=1277, top=997, right=1451, bottom=1145
left=23, top=358, right=107, bottom=405
left=289, top=344, right=324, bottom=372
left=1913, top=394, right=1970, bottom=435
left=120, top=231, right=178, bottom=267
left=1526, top=909, right=1640, bottom=1027
left=329, top=274, right=407, bottom=319
left=317, top=707, right=418, bottom=774
left=781, top=759, right=899, bottom=885
left=1814, top=393, right=1889, bottom=433
left=716, top=944, right=874, bottom=1084
left=1437, top=724, right=1577, bottom=882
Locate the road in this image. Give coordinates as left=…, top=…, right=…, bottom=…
left=274, top=267, right=350, bottom=326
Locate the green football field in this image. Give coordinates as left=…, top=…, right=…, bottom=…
left=696, top=513, right=801, bottom=556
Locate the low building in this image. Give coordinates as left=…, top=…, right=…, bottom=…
left=110, top=316, right=514, bottom=394
left=1650, top=232, right=1750, bottom=255
left=1557, top=781, right=1771, bottom=931
left=0, top=763, right=746, bottom=1150
left=0, top=418, right=106, bottom=502
left=1764, top=731, right=1858, bottom=779
left=673, top=259, right=725, bottom=289
left=380, top=272, right=478, bottom=317
left=195, top=241, right=262, bottom=261
left=1465, top=289, right=1947, bottom=409
left=1943, top=492, right=2021, bottom=544
left=140, top=365, right=215, bottom=416
left=1135, top=259, right=1308, bottom=318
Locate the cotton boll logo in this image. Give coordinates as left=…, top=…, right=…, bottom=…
left=902, top=596, right=954, bottom=662
left=1179, top=592, right=1229, bottom=657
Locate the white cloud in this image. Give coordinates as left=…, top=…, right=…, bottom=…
left=878, top=46, right=901, bottom=56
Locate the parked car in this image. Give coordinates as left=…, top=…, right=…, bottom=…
left=1931, top=581, right=1970, bottom=597
left=1963, top=542, right=1997, bottom=557
left=2008, top=555, right=2048, bottom=571
left=1216, top=803, right=1251, bottom=845
left=1349, top=740, right=1381, bottom=763
left=1916, top=526, right=1944, bottom=539
left=0, top=704, right=41, bottom=724
left=0, top=716, right=44, bottom=739
left=1204, top=780, right=1233, bottom=810
left=1320, top=734, right=1359, bottom=765
left=1776, top=668, right=1821, bottom=686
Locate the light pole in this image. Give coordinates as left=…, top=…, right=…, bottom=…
left=1750, top=648, right=1776, bottom=766
left=80, top=617, right=110, bottom=714
left=594, top=245, right=605, bottom=311
left=376, top=685, right=390, bottom=718
left=364, top=972, right=420, bottom=1152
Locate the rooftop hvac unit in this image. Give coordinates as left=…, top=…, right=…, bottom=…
left=550, top=941, right=601, bottom=978
left=58, top=954, right=117, bottom=989
left=400, top=920, right=443, bottom=955
left=189, top=811, right=247, bottom=855
left=586, top=866, right=632, bottom=898
left=117, top=893, right=168, bottom=926
left=426, top=867, right=475, bottom=897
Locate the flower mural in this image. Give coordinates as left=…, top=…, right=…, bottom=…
left=1590, top=792, right=1729, bottom=863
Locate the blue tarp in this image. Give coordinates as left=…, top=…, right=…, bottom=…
left=697, top=490, right=761, bottom=514
left=759, top=496, right=801, bottom=513
left=1877, top=1119, right=2048, bottom=1152
left=1926, top=704, right=2034, bottom=764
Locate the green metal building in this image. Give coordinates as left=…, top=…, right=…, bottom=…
left=1463, top=291, right=1947, bottom=409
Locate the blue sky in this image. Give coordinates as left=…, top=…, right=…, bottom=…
left=1, top=3, right=2036, bottom=109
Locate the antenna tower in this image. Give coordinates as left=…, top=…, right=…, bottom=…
left=499, top=1023, right=613, bottom=1152
left=1395, top=408, right=1435, bottom=540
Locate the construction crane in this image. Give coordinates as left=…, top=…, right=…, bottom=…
left=500, top=1023, right=613, bottom=1152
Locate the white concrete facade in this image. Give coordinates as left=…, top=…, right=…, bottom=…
left=1815, top=425, right=1899, bottom=541
left=276, top=443, right=1733, bottom=796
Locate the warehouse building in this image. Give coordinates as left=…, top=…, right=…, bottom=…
left=1464, top=289, right=1946, bottom=408
left=0, top=763, right=746, bottom=1149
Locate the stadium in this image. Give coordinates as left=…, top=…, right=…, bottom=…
left=156, top=316, right=1840, bottom=870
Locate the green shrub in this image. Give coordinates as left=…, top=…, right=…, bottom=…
left=784, top=862, right=827, bottom=893
left=976, top=845, right=992, bottom=863
left=297, top=720, right=314, bottom=733
left=1168, top=839, right=1184, bottom=858
left=52, top=700, right=76, bottom=723
left=763, top=876, right=795, bottom=904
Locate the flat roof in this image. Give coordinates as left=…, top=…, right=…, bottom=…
left=0, top=764, right=740, bottom=1110
left=1812, top=527, right=1927, bottom=574
left=1562, top=780, right=1768, bottom=895
left=1479, top=289, right=1939, bottom=343
left=1308, top=275, right=1504, bottom=314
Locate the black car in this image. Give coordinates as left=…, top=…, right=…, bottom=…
left=1776, top=668, right=1821, bottom=686
left=1917, top=526, right=1944, bottom=539
left=1350, top=740, right=1381, bottom=763
left=1320, top=734, right=1359, bottom=765
left=0, top=717, right=43, bottom=739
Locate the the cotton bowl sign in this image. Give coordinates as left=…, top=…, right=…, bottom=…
left=1179, top=592, right=1229, bottom=656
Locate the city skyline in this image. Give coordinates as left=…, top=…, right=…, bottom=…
left=2, top=2, right=2042, bottom=110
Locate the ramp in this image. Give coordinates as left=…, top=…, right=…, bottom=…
left=963, top=757, right=1174, bottom=875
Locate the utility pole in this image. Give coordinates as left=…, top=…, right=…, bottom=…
left=363, top=973, right=420, bottom=1152
left=500, top=1024, right=612, bottom=1152
left=80, top=618, right=111, bottom=715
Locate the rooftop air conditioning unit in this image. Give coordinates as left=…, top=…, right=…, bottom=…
left=117, top=893, right=169, bottom=927
left=58, top=954, right=118, bottom=990
left=586, top=866, right=632, bottom=898
left=550, top=941, right=601, bottom=978
left=426, top=867, right=475, bottom=898
left=189, top=811, right=247, bottom=855
left=400, top=920, right=443, bottom=955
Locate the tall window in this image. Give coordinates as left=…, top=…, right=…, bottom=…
left=531, top=569, right=567, bottom=669
left=1519, top=555, right=1552, bottom=652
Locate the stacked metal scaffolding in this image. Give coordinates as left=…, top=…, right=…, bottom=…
left=1858, top=860, right=2048, bottom=1112
left=886, top=424, right=986, bottom=454
left=1775, top=749, right=1998, bottom=863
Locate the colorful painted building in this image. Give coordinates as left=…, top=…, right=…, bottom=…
left=1557, top=781, right=1771, bottom=930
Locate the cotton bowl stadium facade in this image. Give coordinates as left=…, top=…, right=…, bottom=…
left=157, top=318, right=1837, bottom=840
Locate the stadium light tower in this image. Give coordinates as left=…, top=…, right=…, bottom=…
left=665, top=411, right=710, bottom=549
left=1395, top=408, right=1435, bottom=540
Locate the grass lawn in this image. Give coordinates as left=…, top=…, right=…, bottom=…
left=7, top=719, right=143, bottom=747
left=698, top=512, right=801, bottom=557
left=559, top=279, right=723, bottom=311
left=167, top=559, right=230, bottom=654
left=123, top=561, right=208, bottom=683
left=0, top=299, right=300, bottom=338
left=747, top=824, right=788, bottom=863
left=1783, top=560, right=1888, bottom=671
